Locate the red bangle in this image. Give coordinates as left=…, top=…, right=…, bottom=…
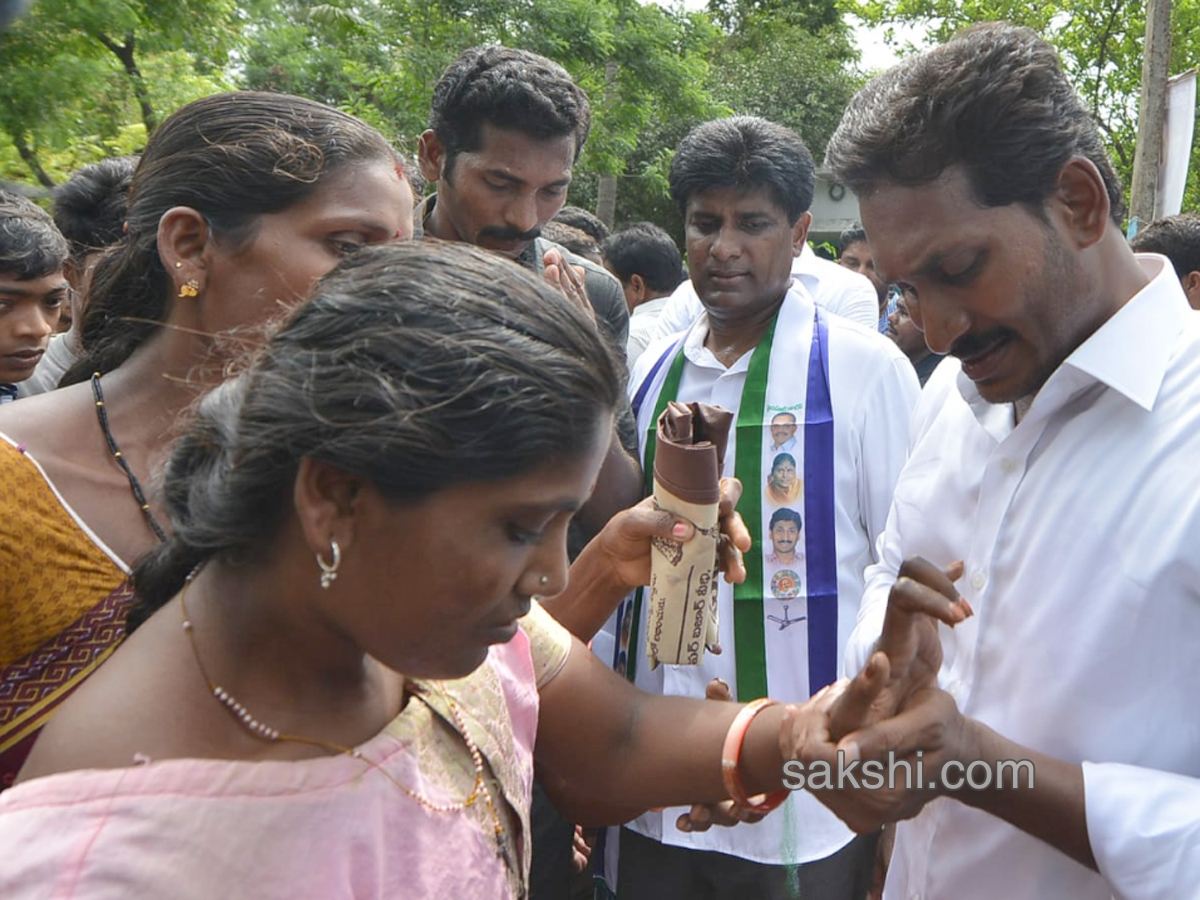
left=721, top=698, right=790, bottom=813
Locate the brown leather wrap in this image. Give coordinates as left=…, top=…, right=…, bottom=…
left=652, top=401, right=734, bottom=504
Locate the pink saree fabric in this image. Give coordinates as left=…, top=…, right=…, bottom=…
left=0, top=623, right=556, bottom=899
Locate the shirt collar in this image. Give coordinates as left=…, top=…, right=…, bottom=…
left=681, top=284, right=812, bottom=374
left=791, top=242, right=817, bottom=291
left=955, top=253, right=1190, bottom=420
left=1061, top=254, right=1188, bottom=412
left=412, top=194, right=432, bottom=238
left=631, top=297, right=670, bottom=319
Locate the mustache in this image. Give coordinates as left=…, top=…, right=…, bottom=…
left=478, top=224, right=541, bottom=243
left=950, top=328, right=1014, bottom=360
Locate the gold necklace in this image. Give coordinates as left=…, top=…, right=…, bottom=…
left=177, top=570, right=517, bottom=879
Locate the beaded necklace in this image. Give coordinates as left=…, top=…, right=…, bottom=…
left=90, top=372, right=170, bottom=544
left=177, top=570, right=518, bottom=888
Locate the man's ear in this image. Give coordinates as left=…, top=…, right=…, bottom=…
left=417, top=130, right=447, bottom=183
left=1183, top=270, right=1200, bottom=311
left=629, top=273, right=647, bottom=305
left=292, top=457, right=365, bottom=559
left=791, top=211, right=813, bottom=257
left=1051, top=156, right=1109, bottom=250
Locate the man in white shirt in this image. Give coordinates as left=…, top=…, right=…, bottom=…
left=795, top=23, right=1200, bottom=900
left=599, top=222, right=685, bottom=365
left=598, top=115, right=919, bottom=899
left=838, top=221, right=890, bottom=328
left=639, top=205, right=880, bottom=362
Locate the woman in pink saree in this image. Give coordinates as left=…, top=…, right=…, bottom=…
left=0, top=242, right=843, bottom=898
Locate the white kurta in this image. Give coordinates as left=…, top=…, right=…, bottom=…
left=597, top=284, right=918, bottom=866
left=846, top=254, right=1200, bottom=899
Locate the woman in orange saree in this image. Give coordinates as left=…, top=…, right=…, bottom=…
left=0, top=91, right=414, bottom=788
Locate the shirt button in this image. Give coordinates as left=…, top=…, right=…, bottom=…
left=1000, top=457, right=1018, bottom=474
left=970, top=571, right=986, bottom=591
left=947, top=680, right=963, bottom=701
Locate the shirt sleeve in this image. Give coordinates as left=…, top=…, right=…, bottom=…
left=825, top=281, right=880, bottom=330
left=843, top=359, right=957, bottom=676
left=856, top=354, right=920, bottom=563
left=650, top=281, right=703, bottom=343
left=1083, top=761, right=1200, bottom=899
left=519, top=599, right=574, bottom=689
left=578, top=258, right=630, bottom=350
left=841, top=352, right=919, bottom=676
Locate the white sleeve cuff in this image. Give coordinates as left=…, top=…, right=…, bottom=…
left=1083, top=760, right=1200, bottom=900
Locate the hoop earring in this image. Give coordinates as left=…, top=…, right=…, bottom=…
left=178, top=279, right=200, bottom=299
left=317, top=539, right=341, bottom=589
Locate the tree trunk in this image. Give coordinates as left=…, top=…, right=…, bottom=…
left=96, top=30, right=158, bottom=135
left=1129, top=0, right=1172, bottom=225
left=597, top=175, right=617, bottom=228
left=10, top=129, right=55, bottom=188
left=596, top=60, right=620, bottom=228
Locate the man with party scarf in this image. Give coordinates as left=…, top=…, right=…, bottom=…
left=597, top=116, right=919, bottom=899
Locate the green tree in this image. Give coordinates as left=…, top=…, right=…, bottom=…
left=852, top=0, right=1200, bottom=212
left=709, top=19, right=861, bottom=159
left=708, top=0, right=842, bottom=34
left=239, top=0, right=725, bottom=222
left=0, top=0, right=238, bottom=186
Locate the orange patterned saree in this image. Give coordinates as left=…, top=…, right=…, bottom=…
left=0, top=437, right=129, bottom=789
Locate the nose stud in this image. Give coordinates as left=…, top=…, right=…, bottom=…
left=539, top=575, right=549, bottom=586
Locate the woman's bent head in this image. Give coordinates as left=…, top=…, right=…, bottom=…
left=132, top=241, right=621, bottom=674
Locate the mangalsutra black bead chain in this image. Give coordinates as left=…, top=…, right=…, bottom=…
left=91, top=371, right=169, bottom=544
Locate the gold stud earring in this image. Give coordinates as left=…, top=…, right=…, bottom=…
left=178, top=279, right=200, bottom=299
left=174, top=261, right=183, bottom=269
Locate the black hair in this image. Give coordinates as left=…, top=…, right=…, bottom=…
left=600, top=222, right=684, bottom=294
left=669, top=116, right=815, bottom=225
left=0, top=188, right=68, bottom=280
left=839, top=222, right=868, bottom=251
left=771, top=452, right=796, bottom=472
left=429, top=45, right=591, bottom=177
left=129, top=240, right=622, bottom=627
left=769, top=507, right=801, bottom=529
left=64, top=91, right=399, bottom=386
left=826, top=23, right=1127, bottom=224
left=51, top=156, right=138, bottom=264
left=542, top=221, right=601, bottom=262
left=1130, top=213, right=1200, bottom=280
left=553, top=206, right=609, bottom=243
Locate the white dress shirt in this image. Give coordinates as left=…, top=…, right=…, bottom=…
left=601, top=284, right=919, bottom=866
left=846, top=255, right=1200, bottom=899
left=645, top=243, right=880, bottom=358
left=625, top=296, right=671, bottom=366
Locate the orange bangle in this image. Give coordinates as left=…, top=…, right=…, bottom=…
left=721, top=698, right=790, bottom=813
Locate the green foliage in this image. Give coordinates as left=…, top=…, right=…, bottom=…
left=850, top=0, right=1200, bottom=212
left=0, top=0, right=865, bottom=231
left=709, top=21, right=863, bottom=158
left=709, top=0, right=843, bottom=34
left=0, top=0, right=237, bottom=185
